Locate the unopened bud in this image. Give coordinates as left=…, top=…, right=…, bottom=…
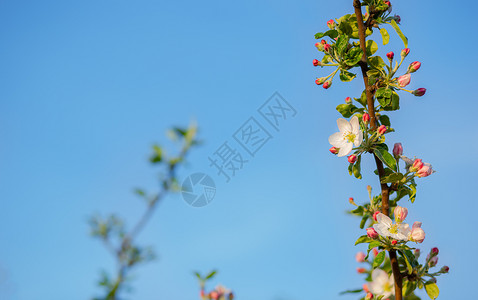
left=394, top=14, right=401, bottom=24
left=373, top=211, right=380, bottom=222
left=348, top=154, right=357, bottom=164
left=408, top=61, right=421, bottom=73
left=357, top=267, right=367, bottom=274
left=323, top=80, right=332, bottom=89
left=410, top=221, right=425, bottom=243
left=373, top=248, right=379, bottom=257
left=377, top=125, right=387, bottom=135
left=367, top=227, right=379, bottom=239
left=431, top=247, right=439, bottom=255
left=324, top=43, right=331, bottom=52
left=313, top=59, right=320, bottom=67
left=365, top=292, right=373, bottom=300
left=393, top=143, right=403, bottom=157
left=356, top=251, right=366, bottom=262
left=410, top=159, right=424, bottom=172
left=362, top=113, right=370, bottom=123
left=429, top=256, right=438, bottom=267
left=327, top=19, right=335, bottom=29
left=414, top=249, right=421, bottom=258
left=417, top=163, right=433, bottom=177
left=315, top=42, right=323, bottom=51
left=412, top=88, right=426, bottom=96
left=401, top=48, right=410, bottom=57
left=441, top=266, right=449, bottom=273
left=397, top=73, right=411, bottom=87
left=391, top=240, right=397, bottom=245
left=394, top=206, right=408, bottom=223
left=210, top=291, right=219, bottom=300
left=349, top=197, right=356, bottom=205
left=345, top=96, right=352, bottom=104
left=315, top=77, right=326, bottom=85
left=329, top=146, right=339, bottom=154
left=386, top=51, right=394, bottom=60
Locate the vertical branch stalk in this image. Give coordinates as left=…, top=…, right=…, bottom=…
left=352, top=1, right=402, bottom=299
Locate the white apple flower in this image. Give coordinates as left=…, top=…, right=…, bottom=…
left=328, top=116, right=363, bottom=157
left=368, top=269, right=395, bottom=298
left=373, top=213, right=411, bottom=241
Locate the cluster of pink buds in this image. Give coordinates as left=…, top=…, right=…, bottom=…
left=201, top=285, right=234, bottom=300
left=409, top=158, right=434, bottom=177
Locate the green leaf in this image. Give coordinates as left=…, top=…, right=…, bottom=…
left=351, top=206, right=364, bottom=215
left=336, top=35, right=349, bottom=54
left=338, top=20, right=353, bottom=36
left=374, top=148, right=397, bottom=171
left=355, top=235, right=372, bottom=245
left=336, top=103, right=362, bottom=118
left=365, top=40, right=378, bottom=56
left=379, top=28, right=390, bottom=45
left=205, top=270, right=217, bottom=279
left=368, top=241, right=381, bottom=249
left=359, top=215, right=368, bottom=229
left=348, top=161, right=354, bottom=176
left=375, top=87, right=392, bottom=107
left=372, top=251, right=386, bottom=268
left=389, top=19, right=408, bottom=48
left=379, top=115, right=391, bottom=127
left=339, top=70, right=356, bottom=82
left=383, top=91, right=400, bottom=111
left=150, top=145, right=163, bottom=163
left=194, top=272, right=202, bottom=280
left=353, top=155, right=362, bottom=179
left=399, top=250, right=413, bottom=274
left=424, top=282, right=439, bottom=299
left=339, top=288, right=363, bottom=295
left=356, top=90, right=367, bottom=107
left=344, top=47, right=363, bottom=66
left=368, top=56, right=386, bottom=70
left=314, top=29, right=339, bottom=39
left=381, top=172, right=404, bottom=184
left=134, top=189, right=146, bottom=197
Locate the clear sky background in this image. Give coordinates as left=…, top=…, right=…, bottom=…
left=1, top=0, right=477, bottom=299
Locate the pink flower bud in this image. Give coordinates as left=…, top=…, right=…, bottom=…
left=386, top=51, right=394, bottom=60
left=348, top=154, right=357, bottom=163
left=357, top=267, right=367, bottom=274
left=315, top=42, right=324, bottom=51
left=324, top=43, right=331, bottom=52
left=377, top=125, right=387, bottom=135
left=327, top=19, right=335, bottom=29
left=323, top=80, right=332, bottom=89
left=394, top=206, right=408, bottom=223
left=373, top=211, right=380, bottom=221
left=372, top=248, right=379, bottom=257
left=431, top=247, right=439, bottom=255
left=397, top=73, right=411, bottom=87
left=408, top=61, right=421, bottom=73
left=362, top=113, right=370, bottom=123
left=410, top=159, right=423, bottom=172
left=416, top=163, right=433, bottom=177
left=315, top=77, right=325, bottom=85
left=210, top=291, right=219, bottom=300
left=365, top=292, right=373, bottom=300
left=363, top=284, right=370, bottom=293
left=412, top=88, right=426, bottom=96
left=429, top=255, right=438, bottom=267
left=394, top=14, right=401, bottom=24
left=367, top=227, right=379, bottom=239
left=321, top=39, right=327, bottom=44
left=410, top=221, right=425, bottom=243
left=401, top=48, right=410, bottom=57
left=329, top=146, right=339, bottom=154
left=391, top=240, right=397, bottom=245
left=393, top=143, right=403, bottom=157
left=200, top=290, right=206, bottom=298
left=356, top=251, right=366, bottom=262
left=441, top=266, right=449, bottom=273
left=313, top=59, right=320, bottom=66
left=345, top=97, right=352, bottom=104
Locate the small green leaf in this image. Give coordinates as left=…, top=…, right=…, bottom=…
left=389, top=19, right=408, bottom=48
left=344, top=47, right=363, bottom=66
left=339, top=70, right=357, bottom=82
left=355, top=235, right=372, bottom=245
left=368, top=56, right=386, bottom=70
left=379, top=28, right=390, bottom=45
left=372, top=251, right=386, bottom=268
left=375, top=87, right=392, bottom=107
left=359, top=216, right=368, bottom=229
left=339, top=288, right=363, bottom=295
left=365, top=40, right=378, bottom=56
left=381, top=172, right=404, bottom=184
left=351, top=206, right=364, bottom=215
left=424, top=282, right=439, bottom=299
left=353, top=155, right=362, bottom=179
left=399, top=250, right=413, bottom=274
left=379, top=115, right=391, bottom=127
left=336, top=104, right=362, bottom=118
left=336, top=35, right=349, bottom=54
left=205, top=270, right=217, bottom=279
left=368, top=241, right=381, bottom=249
left=374, top=148, right=397, bottom=171
left=315, top=29, right=339, bottom=39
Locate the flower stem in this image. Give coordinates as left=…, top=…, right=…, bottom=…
left=352, top=1, right=403, bottom=299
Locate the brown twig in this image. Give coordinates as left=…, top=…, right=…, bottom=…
left=352, top=0, right=402, bottom=299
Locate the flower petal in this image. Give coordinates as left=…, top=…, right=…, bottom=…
left=376, top=213, right=392, bottom=227
left=350, top=116, right=360, bottom=133
left=337, top=118, right=352, bottom=133
left=328, top=132, right=345, bottom=147
left=354, top=130, right=363, bottom=147
left=373, top=223, right=390, bottom=238
left=337, top=142, right=353, bottom=157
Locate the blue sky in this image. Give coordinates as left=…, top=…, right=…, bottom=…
left=1, top=0, right=477, bottom=299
